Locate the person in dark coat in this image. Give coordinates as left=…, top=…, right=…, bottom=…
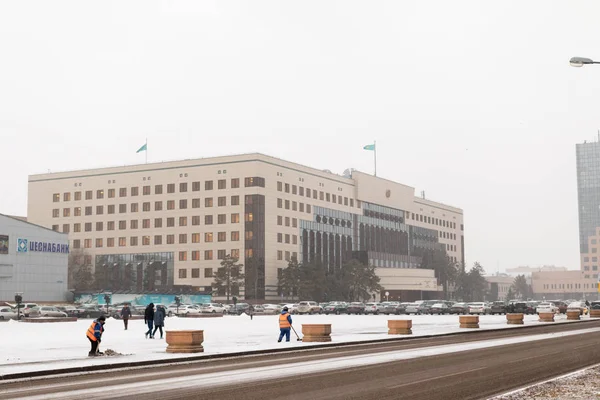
left=144, top=303, right=155, bottom=339
left=120, top=304, right=132, bottom=330
left=152, top=305, right=166, bottom=339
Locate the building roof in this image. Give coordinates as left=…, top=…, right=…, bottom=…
left=0, top=213, right=67, bottom=235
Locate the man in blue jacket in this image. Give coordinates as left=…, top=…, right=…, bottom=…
left=278, top=306, right=293, bottom=342
left=85, top=315, right=106, bottom=356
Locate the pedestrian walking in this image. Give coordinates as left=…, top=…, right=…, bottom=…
left=248, top=304, right=254, bottom=320
left=85, top=315, right=106, bottom=356
left=144, top=303, right=155, bottom=339
left=120, top=304, right=132, bottom=330
left=153, top=305, right=166, bottom=339
left=278, top=306, right=292, bottom=342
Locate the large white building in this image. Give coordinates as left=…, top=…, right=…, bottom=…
left=0, top=213, right=69, bottom=302
left=27, top=153, right=464, bottom=301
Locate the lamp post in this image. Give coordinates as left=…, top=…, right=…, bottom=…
left=570, top=57, right=600, bottom=67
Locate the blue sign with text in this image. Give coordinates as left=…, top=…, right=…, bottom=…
left=17, top=238, right=69, bottom=254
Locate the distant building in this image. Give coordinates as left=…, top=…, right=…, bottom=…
left=484, top=275, right=514, bottom=301
left=0, top=213, right=69, bottom=302
left=505, top=266, right=567, bottom=276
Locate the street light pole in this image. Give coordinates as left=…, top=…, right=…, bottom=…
left=570, top=57, right=600, bottom=67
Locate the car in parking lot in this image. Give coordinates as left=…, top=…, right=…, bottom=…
left=490, top=301, right=507, bottom=315
left=405, top=302, right=421, bottom=315
left=567, top=301, right=588, bottom=316
left=21, top=303, right=39, bottom=317
left=228, top=303, right=251, bottom=315
left=261, top=304, right=281, bottom=314
left=590, top=301, right=600, bottom=310
left=0, top=307, right=18, bottom=320
left=323, top=302, right=348, bottom=315
left=536, top=302, right=558, bottom=314
left=364, top=302, right=383, bottom=314
left=56, top=306, right=82, bottom=317
left=296, top=301, right=322, bottom=314
left=347, top=302, right=366, bottom=315
left=199, top=303, right=225, bottom=313
left=467, top=302, right=489, bottom=315
left=429, top=303, right=451, bottom=314
left=450, top=302, right=468, bottom=314
left=512, top=302, right=533, bottom=315
left=78, top=306, right=106, bottom=319
left=380, top=302, right=400, bottom=314
left=417, top=300, right=439, bottom=315
left=28, top=306, right=68, bottom=318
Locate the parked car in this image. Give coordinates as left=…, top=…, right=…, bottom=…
left=28, top=306, right=68, bottom=318
left=228, top=303, right=251, bottom=315
left=554, top=301, right=569, bottom=314
left=394, top=302, right=411, bottom=314
left=418, top=300, right=439, bottom=315
left=260, top=304, right=281, bottom=314
left=56, top=306, right=81, bottom=317
left=527, top=301, right=539, bottom=314
left=590, top=301, right=600, bottom=310
left=468, top=302, right=489, bottom=315
left=512, top=302, right=532, bottom=315
left=296, top=301, right=322, bottom=314
left=405, top=303, right=421, bottom=315
left=429, top=303, right=451, bottom=315
left=21, top=303, right=39, bottom=317
left=380, top=302, right=400, bottom=315
left=536, top=302, right=558, bottom=314
left=364, top=302, right=383, bottom=314
left=0, top=307, right=18, bottom=320
left=323, top=302, right=348, bottom=315
left=79, top=306, right=106, bottom=319
left=567, top=301, right=588, bottom=316
left=199, top=303, right=226, bottom=313
left=490, top=301, right=507, bottom=315
left=450, top=302, right=469, bottom=314
left=347, top=302, right=366, bottom=315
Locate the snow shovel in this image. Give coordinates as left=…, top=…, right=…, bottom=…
left=291, top=325, right=302, bottom=341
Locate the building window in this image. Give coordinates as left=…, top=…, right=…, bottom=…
left=94, top=205, right=103, bottom=215
left=192, top=268, right=200, bottom=278
left=85, top=222, right=92, bottom=232
left=83, top=190, right=92, bottom=200
left=130, top=220, right=138, bottom=229
left=204, top=267, right=213, bottom=277
left=205, top=198, right=213, bottom=207
left=167, top=217, right=175, bottom=227
left=218, top=250, right=226, bottom=259
left=53, top=193, right=60, bottom=202
left=82, top=239, right=91, bottom=248
left=231, top=196, right=240, bottom=206
left=192, top=233, right=201, bottom=243
left=292, top=201, right=297, bottom=211
left=205, top=215, right=213, bottom=225
left=285, top=217, right=290, bottom=227
left=285, top=200, right=290, bottom=210
left=155, top=185, right=163, bottom=194
left=245, top=231, right=253, bottom=240
left=292, top=185, right=297, bottom=195
left=130, top=187, right=138, bottom=197
left=154, top=235, right=162, bottom=245
left=119, top=204, right=127, bottom=213
left=143, top=185, right=151, bottom=195
left=245, top=213, right=253, bottom=222
left=192, top=198, right=200, bottom=208
left=180, top=199, right=188, bottom=209
left=179, top=234, right=187, bottom=244
left=192, top=216, right=200, bottom=226
left=205, top=181, right=213, bottom=190
left=62, top=223, right=70, bottom=233
left=231, top=249, right=240, bottom=258
left=277, top=198, right=283, bottom=208
left=52, top=224, right=59, bottom=231
left=285, top=183, right=290, bottom=193
left=191, top=251, right=200, bottom=261
left=218, top=232, right=226, bottom=242
left=231, top=213, right=240, bottom=223
left=306, top=188, right=311, bottom=198
left=277, top=182, right=283, bottom=192
left=285, top=234, right=290, bottom=244
left=218, top=179, right=226, bottom=190
left=142, top=236, right=150, bottom=246
left=167, top=200, right=175, bottom=210
left=277, top=250, right=283, bottom=260
left=218, top=214, right=226, bottom=224
left=204, top=251, right=213, bottom=261
left=245, top=249, right=253, bottom=258
left=167, top=184, right=175, bottom=194
left=192, top=181, right=201, bottom=192
left=178, top=268, right=187, bottom=277
left=277, top=216, right=283, bottom=226
left=299, top=203, right=304, bottom=212
left=95, top=238, right=103, bottom=248
left=73, top=191, right=82, bottom=201
left=293, top=235, right=297, bottom=245
left=218, top=196, right=226, bottom=207
left=285, top=251, right=290, bottom=261
left=180, top=182, right=188, bottom=193
left=231, top=178, right=240, bottom=188
left=231, top=231, right=240, bottom=241
left=73, top=207, right=81, bottom=217
left=143, top=202, right=150, bottom=212
left=245, top=177, right=265, bottom=187
left=164, top=234, right=174, bottom=244
left=73, top=239, right=81, bottom=249
left=96, top=222, right=103, bottom=231
left=143, top=219, right=150, bottom=229
left=205, top=232, right=213, bottom=242
left=73, top=223, right=81, bottom=233
left=118, top=188, right=127, bottom=197
left=179, top=216, right=187, bottom=226
left=278, top=233, right=283, bottom=243
left=105, top=205, right=114, bottom=215
left=292, top=218, right=297, bottom=228
left=62, top=208, right=70, bottom=217
left=307, top=204, right=311, bottom=213
left=154, top=201, right=163, bottom=211
left=155, top=218, right=163, bottom=228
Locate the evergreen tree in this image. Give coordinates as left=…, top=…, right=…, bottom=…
left=212, top=255, right=245, bottom=303
left=512, top=274, right=530, bottom=300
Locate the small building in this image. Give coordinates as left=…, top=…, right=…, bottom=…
left=531, top=270, right=596, bottom=300
left=485, top=275, right=514, bottom=301
left=0, top=213, right=69, bottom=302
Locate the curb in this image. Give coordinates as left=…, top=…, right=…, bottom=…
left=1, top=318, right=596, bottom=381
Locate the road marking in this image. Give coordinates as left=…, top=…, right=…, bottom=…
left=387, top=366, right=487, bottom=389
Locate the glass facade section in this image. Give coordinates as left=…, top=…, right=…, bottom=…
left=577, top=141, right=600, bottom=253
left=94, top=252, right=174, bottom=292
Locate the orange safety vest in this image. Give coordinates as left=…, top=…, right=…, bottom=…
left=86, top=321, right=102, bottom=341
left=279, top=313, right=291, bottom=328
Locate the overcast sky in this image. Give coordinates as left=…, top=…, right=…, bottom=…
left=1, top=1, right=599, bottom=272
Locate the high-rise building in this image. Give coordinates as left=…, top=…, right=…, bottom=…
left=27, top=153, right=464, bottom=301
left=576, top=140, right=600, bottom=255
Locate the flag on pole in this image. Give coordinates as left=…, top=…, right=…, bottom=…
left=136, top=143, right=147, bottom=153
left=363, top=144, right=375, bottom=151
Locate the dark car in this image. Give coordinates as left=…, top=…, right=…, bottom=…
left=429, top=303, right=450, bottom=315
left=490, top=301, right=507, bottom=315
left=227, top=303, right=251, bottom=315
left=380, top=302, right=399, bottom=315
left=417, top=300, right=439, bottom=315
left=591, top=301, right=600, bottom=310
left=347, top=302, right=366, bottom=315
left=78, top=306, right=106, bottom=319
left=450, top=302, right=468, bottom=314
left=527, top=302, right=539, bottom=314
left=324, top=302, right=348, bottom=315
left=513, top=302, right=533, bottom=315
left=392, top=303, right=409, bottom=315
left=554, top=301, right=569, bottom=314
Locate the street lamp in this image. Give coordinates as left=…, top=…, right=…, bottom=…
left=570, top=57, right=600, bottom=67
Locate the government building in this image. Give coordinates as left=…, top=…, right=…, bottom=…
left=27, top=153, right=464, bottom=301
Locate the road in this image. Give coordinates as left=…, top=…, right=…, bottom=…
left=2, top=320, right=600, bottom=400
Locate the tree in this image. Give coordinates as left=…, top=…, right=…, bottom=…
left=212, top=255, right=244, bottom=303
left=506, top=287, right=515, bottom=301
left=68, top=249, right=94, bottom=291
left=420, top=249, right=459, bottom=296
left=278, top=257, right=302, bottom=300
left=512, top=275, right=530, bottom=300
left=454, top=262, right=487, bottom=302
left=340, top=259, right=382, bottom=302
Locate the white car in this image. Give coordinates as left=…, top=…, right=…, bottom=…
left=28, top=306, right=68, bottom=318
left=536, top=302, right=558, bottom=314
left=21, top=303, right=39, bottom=317
left=468, top=302, right=488, bottom=315
left=261, top=304, right=281, bottom=315
left=296, top=301, right=322, bottom=314
left=283, top=303, right=299, bottom=314
left=404, top=303, right=420, bottom=315
left=364, top=302, right=383, bottom=314
left=167, top=304, right=199, bottom=316
left=567, top=301, right=588, bottom=315
left=199, top=303, right=225, bottom=313
left=0, top=307, right=18, bottom=320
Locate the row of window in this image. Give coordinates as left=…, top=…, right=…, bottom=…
left=72, top=231, right=242, bottom=249
left=543, top=282, right=596, bottom=290
left=51, top=196, right=243, bottom=218
left=277, top=216, right=298, bottom=228
left=583, top=266, right=599, bottom=271
left=53, top=178, right=265, bottom=203
left=178, top=249, right=241, bottom=262
left=52, top=214, right=243, bottom=233
left=178, top=267, right=214, bottom=279
left=276, top=198, right=312, bottom=214
left=445, top=244, right=457, bottom=252
left=277, top=181, right=359, bottom=208
left=277, top=250, right=298, bottom=261
left=410, top=213, right=457, bottom=230
left=583, top=256, right=599, bottom=262
left=277, top=233, right=299, bottom=245
left=439, top=231, right=457, bottom=241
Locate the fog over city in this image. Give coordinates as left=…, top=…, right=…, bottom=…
left=1, top=1, right=599, bottom=272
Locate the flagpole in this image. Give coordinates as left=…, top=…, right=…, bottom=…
left=374, top=140, right=377, bottom=177
left=145, top=138, right=148, bottom=164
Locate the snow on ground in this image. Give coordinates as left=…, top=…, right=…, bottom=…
left=0, top=313, right=581, bottom=376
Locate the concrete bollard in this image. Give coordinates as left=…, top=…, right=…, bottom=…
left=459, top=315, right=479, bottom=328
left=590, top=309, right=600, bottom=318
left=506, top=313, right=524, bottom=325
left=302, top=324, right=332, bottom=342
left=165, top=330, right=204, bottom=353
left=538, top=312, right=555, bottom=322
left=388, top=320, right=412, bottom=335
left=567, top=310, right=581, bottom=321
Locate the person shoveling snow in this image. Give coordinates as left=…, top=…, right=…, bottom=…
left=85, top=315, right=106, bottom=357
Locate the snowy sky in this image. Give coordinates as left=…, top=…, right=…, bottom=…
left=1, top=1, right=599, bottom=272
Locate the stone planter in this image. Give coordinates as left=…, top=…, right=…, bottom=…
left=165, top=330, right=204, bottom=353
left=567, top=310, right=581, bottom=321
left=590, top=309, right=600, bottom=318
left=459, top=315, right=479, bottom=328
left=388, top=320, right=412, bottom=335
left=538, top=312, right=555, bottom=322
left=22, top=317, right=78, bottom=323
left=506, top=313, right=524, bottom=325
left=302, top=324, right=332, bottom=342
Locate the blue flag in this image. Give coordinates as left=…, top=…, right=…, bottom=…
left=136, top=143, right=147, bottom=153
left=363, top=144, right=375, bottom=151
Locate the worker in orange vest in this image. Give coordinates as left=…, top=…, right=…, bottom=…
left=86, top=315, right=106, bottom=356
left=278, top=306, right=293, bottom=342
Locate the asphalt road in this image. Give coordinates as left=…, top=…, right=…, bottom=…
left=3, top=320, right=600, bottom=400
